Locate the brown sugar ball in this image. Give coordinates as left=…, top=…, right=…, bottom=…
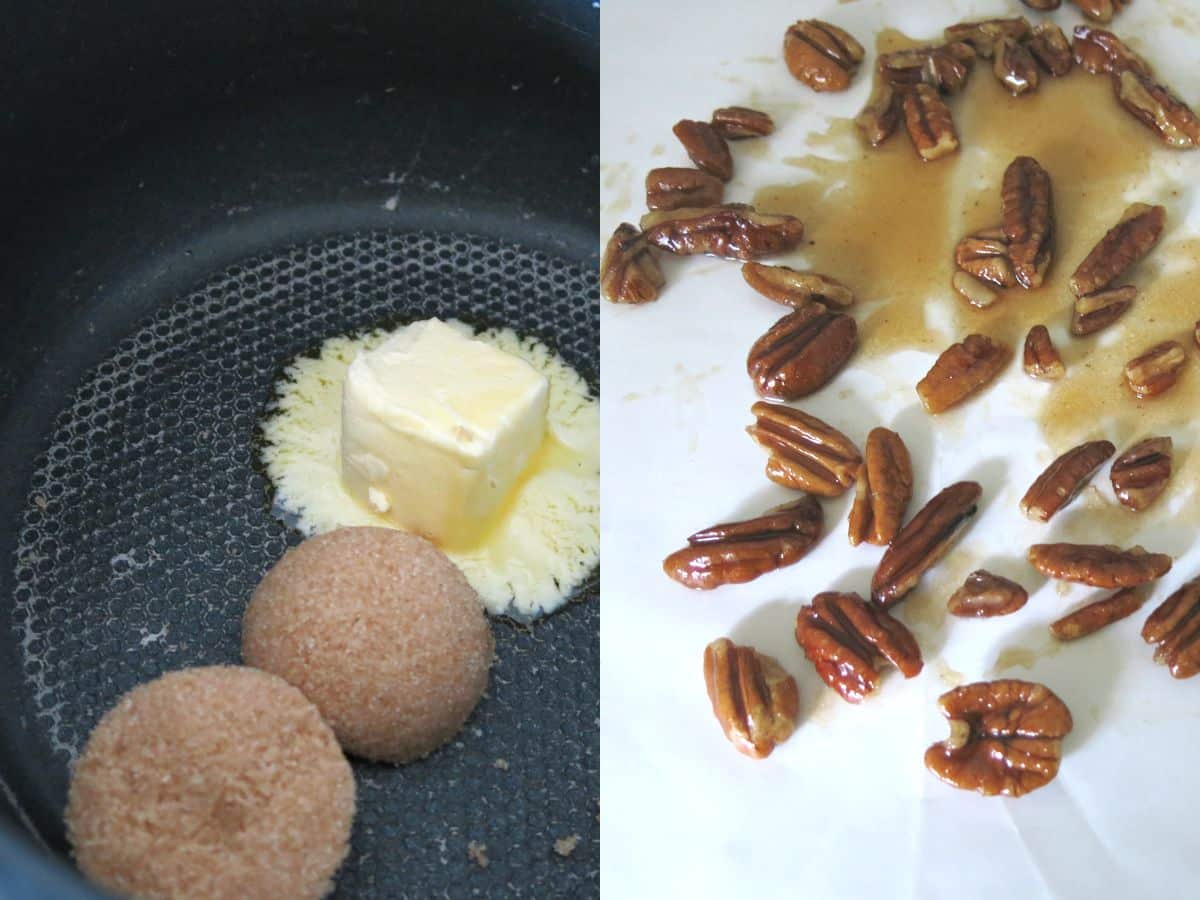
left=242, top=527, right=494, bottom=763
left=65, top=665, right=355, bottom=900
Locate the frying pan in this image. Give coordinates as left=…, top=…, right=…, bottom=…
left=0, top=1, right=598, bottom=896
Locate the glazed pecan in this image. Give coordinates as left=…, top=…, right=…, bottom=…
left=1028, top=542, right=1172, bottom=588
left=663, top=496, right=823, bottom=590
left=1069, top=203, right=1165, bottom=297
left=879, top=43, right=975, bottom=94
left=1110, top=436, right=1172, bottom=510
left=1115, top=69, right=1200, bottom=149
left=747, top=305, right=858, bottom=400
left=917, top=334, right=1011, bottom=414
left=993, top=36, right=1040, bottom=96
left=600, top=223, right=664, bottom=304
left=746, top=401, right=861, bottom=497
left=1050, top=587, right=1145, bottom=641
left=1070, top=285, right=1137, bottom=336
left=1071, top=0, right=1130, bottom=24
left=948, top=570, right=1028, bottom=618
left=1020, top=0, right=1061, bottom=9
left=784, top=19, right=865, bottom=92
left=644, top=167, right=724, bottom=212
left=640, top=204, right=805, bottom=261
left=1071, top=25, right=1150, bottom=76
left=872, top=481, right=982, bottom=607
left=848, top=427, right=913, bottom=547
left=945, top=18, right=1032, bottom=59
left=925, top=680, right=1073, bottom=797
left=954, top=227, right=1017, bottom=290
left=1002, top=157, right=1054, bottom=289
left=703, top=638, right=799, bottom=759
left=710, top=106, right=775, bottom=140
left=1125, top=340, right=1186, bottom=399
left=1023, top=325, right=1066, bottom=380
left=951, top=270, right=1000, bottom=309
left=741, top=264, right=854, bottom=309
left=1142, top=577, right=1200, bottom=679
left=856, top=75, right=901, bottom=146
left=1020, top=439, right=1115, bottom=522
left=672, top=119, right=733, bottom=181
left=903, top=84, right=959, bottom=162
left=1028, top=23, right=1073, bottom=77
left=794, top=592, right=923, bottom=704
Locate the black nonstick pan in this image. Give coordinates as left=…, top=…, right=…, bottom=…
left=0, top=1, right=598, bottom=896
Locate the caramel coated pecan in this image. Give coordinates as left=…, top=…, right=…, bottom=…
left=952, top=270, right=1000, bottom=309
left=741, top=263, right=855, bottom=309
left=848, top=427, right=913, bottom=547
left=954, top=227, right=1017, bottom=290
left=1020, top=439, right=1115, bottom=522
left=1023, top=325, right=1065, bottom=380
left=903, top=84, right=959, bottom=162
left=1142, top=577, right=1200, bottom=679
left=1124, top=340, right=1186, bottom=399
left=1115, top=69, right=1200, bottom=149
left=1020, top=0, right=1061, bottom=9
left=879, top=43, right=975, bottom=94
left=1110, top=436, right=1172, bottom=510
left=1002, top=157, right=1054, bottom=289
left=872, top=481, right=982, bottom=607
left=703, top=638, right=799, bottom=759
left=1028, top=542, right=1172, bottom=588
left=1071, top=25, right=1150, bottom=76
left=925, top=680, right=1072, bottom=797
left=1069, top=203, right=1165, bottom=297
left=1028, top=23, right=1073, bottom=77
left=747, top=305, right=858, bottom=400
left=746, top=401, right=861, bottom=497
left=944, top=18, right=1031, bottom=59
left=948, top=570, right=1029, bottom=618
left=1050, top=587, right=1146, bottom=641
left=600, top=223, right=664, bottom=304
left=1071, top=0, right=1130, bottom=24
left=784, top=19, right=865, bottom=92
left=1070, top=284, right=1137, bottom=336
left=710, top=106, right=775, bottom=140
left=917, top=334, right=1011, bottom=414
left=640, top=204, right=805, bottom=261
left=645, top=167, right=724, bottom=212
left=672, top=119, right=733, bottom=181
left=794, top=592, right=923, bottom=704
left=993, top=36, right=1040, bottom=96
left=856, top=75, right=901, bottom=146
left=663, top=496, right=823, bottom=590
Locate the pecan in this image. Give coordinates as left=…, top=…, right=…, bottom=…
left=703, top=638, right=799, bottom=759
left=902, top=84, right=959, bottom=162
left=1027, top=23, right=1073, bottom=77
left=1071, top=25, right=1150, bottom=76
left=848, top=428, right=913, bottom=547
left=1050, top=587, right=1146, bottom=641
left=954, top=227, right=1017, bottom=290
left=746, top=305, right=858, bottom=400
left=1020, top=0, right=1061, bottom=9
left=871, top=481, right=982, bottom=607
left=663, top=496, right=823, bottom=590
left=1028, top=543, right=1172, bottom=588
left=1020, top=439, right=1115, bottom=522
left=1023, top=325, right=1065, bottom=380
left=1110, top=436, right=1172, bottom=510
left=879, top=43, right=975, bottom=94
left=741, top=263, right=855, bottom=309
left=644, top=167, right=724, bottom=212
left=917, top=334, right=1011, bottom=414
left=746, top=401, right=861, bottom=497
left=794, top=592, right=923, bottom=704
left=1115, top=69, right=1200, bottom=150
left=672, top=119, right=733, bottom=182
left=948, top=570, right=1029, bottom=618
left=1071, top=0, right=1130, bottom=24
left=856, top=75, right=901, bottom=147
left=600, top=223, right=664, bottom=304
left=1069, top=203, right=1165, bottom=297
left=945, top=18, right=1032, bottom=59
left=1070, top=284, right=1137, bottom=336
left=1194, top=320, right=1199, bottom=350
left=640, top=205, right=805, bottom=261
left=993, top=36, right=1040, bottom=96
left=783, top=19, right=865, bottom=92
left=1002, top=157, right=1054, bottom=289
left=1125, top=340, right=1186, bottom=399
left=710, top=106, right=775, bottom=140
left=1142, top=577, right=1200, bottom=679
left=951, top=271, right=1000, bottom=309
left=925, top=680, right=1072, bottom=797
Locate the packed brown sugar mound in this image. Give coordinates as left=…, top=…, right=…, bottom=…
left=65, top=665, right=355, bottom=900
left=243, top=527, right=495, bottom=763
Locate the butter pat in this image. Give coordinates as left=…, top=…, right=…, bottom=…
left=340, top=319, right=549, bottom=547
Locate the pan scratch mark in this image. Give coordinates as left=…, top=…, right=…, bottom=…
left=535, top=11, right=590, bottom=38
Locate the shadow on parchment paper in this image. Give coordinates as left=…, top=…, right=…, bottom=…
left=890, top=402, right=936, bottom=503
left=958, top=457, right=1009, bottom=515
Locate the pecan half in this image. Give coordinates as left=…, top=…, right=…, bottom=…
left=945, top=18, right=1032, bottom=59
left=1142, top=577, right=1200, bottom=679
left=872, top=481, right=982, bottom=607
left=903, top=84, right=959, bottom=162
left=1002, top=157, right=1054, bottom=289
left=1023, top=325, right=1065, bottom=380
left=640, top=205, right=805, bottom=261
left=794, top=592, right=923, bottom=704
left=1050, top=587, right=1146, bottom=641
left=917, top=334, right=1011, bottom=414
left=1115, top=69, right=1200, bottom=150
left=948, top=570, right=1028, bottom=618
left=663, top=496, right=823, bottom=590
left=747, top=305, right=858, bottom=400
left=1071, top=25, right=1150, bottom=76
left=1125, top=340, right=1187, bottom=399
left=1110, top=436, right=1172, bottom=510
left=1028, top=543, right=1172, bottom=588
left=1071, top=0, right=1130, bottom=24
left=710, top=106, right=775, bottom=140
left=879, top=43, right=975, bottom=94
left=784, top=19, right=865, bottom=92
left=1020, top=439, right=1115, bottom=522
left=993, top=36, right=1040, bottom=95
left=1028, top=23, right=1073, bottom=77
left=672, top=119, right=733, bottom=182
left=1069, top=203, right=1165, bottom=297
left=1070, top=284, right=1137, bottom=336
left=952, top=270, right=1000, bottom=309
left=600, top=223, right=664, bottom=304
left=954, top=227, right=1017, bottom=289
left=856, top=75, right=901, bottom=146
left=925, top=680, right=1072, bottom=797
left=703, top=638, right=799, bottom=759
left=746, top=401, right=861, bottom=497
left=1020, top=0, right=1061, bottom=9
left=645, top=167, right=724, bottom=212
left=741, top=264, right=855, bottom=309
left=848, top=427, right=913, bottom=547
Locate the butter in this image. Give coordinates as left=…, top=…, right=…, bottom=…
left=340, top=319, right=549, bottom=548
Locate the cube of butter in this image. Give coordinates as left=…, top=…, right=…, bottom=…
left=340, top=319, right=548, bottom=547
